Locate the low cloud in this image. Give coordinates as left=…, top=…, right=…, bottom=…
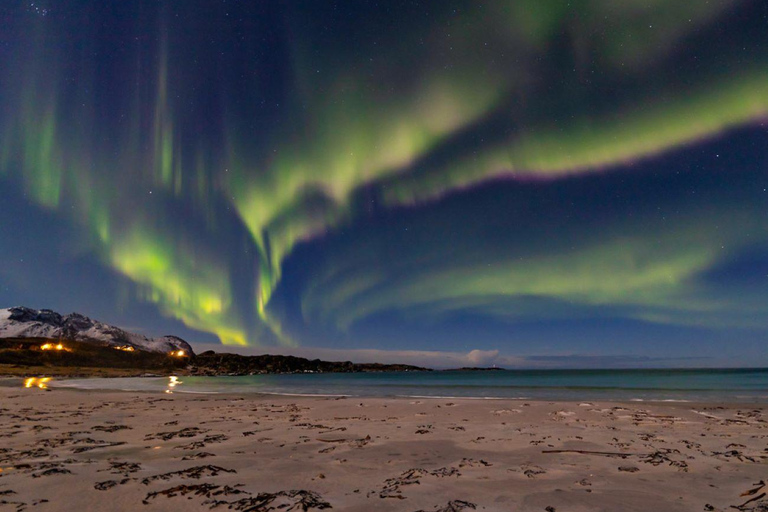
left=466, top=349, right=499, bottom=366
left=524, top=355, right=711, bottom=368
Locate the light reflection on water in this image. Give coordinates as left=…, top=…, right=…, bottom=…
left=24, top=377, right=51, bottom=389
left=165, top=375, right=182, bottom=394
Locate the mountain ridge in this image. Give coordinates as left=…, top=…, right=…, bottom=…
left=0, top=306, right=193, bottom=355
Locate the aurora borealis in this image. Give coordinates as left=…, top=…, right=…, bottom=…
left=2, top=1, right=768, bottom=366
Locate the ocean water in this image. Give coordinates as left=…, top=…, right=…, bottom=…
left=45, top=368, right=768, bottom=403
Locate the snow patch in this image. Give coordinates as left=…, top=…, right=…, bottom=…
left=0, top=307, right=193, bottom=355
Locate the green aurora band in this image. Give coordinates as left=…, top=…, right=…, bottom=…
left=1, top=0, right=767, bottom=345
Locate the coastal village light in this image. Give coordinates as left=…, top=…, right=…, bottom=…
left=40, top=343, right=66, bottom=351
left=171, top=350, right=186, bottom=357
left=115, top=345, right=136, bottom=352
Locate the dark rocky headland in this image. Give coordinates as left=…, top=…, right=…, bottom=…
left=0, top=338, right=429, bottom=377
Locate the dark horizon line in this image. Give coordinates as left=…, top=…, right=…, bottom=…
left=434, top=366, right=768, bottom=372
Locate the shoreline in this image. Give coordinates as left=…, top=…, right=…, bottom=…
left=2, top=373, right=767, bottom=406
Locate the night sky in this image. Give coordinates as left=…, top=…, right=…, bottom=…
left=2, top=1, right=768, bottom=367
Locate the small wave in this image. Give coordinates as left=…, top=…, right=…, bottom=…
left=257, top=392, right=349, bottom=398
left=396, top=395, right=520, bottom=400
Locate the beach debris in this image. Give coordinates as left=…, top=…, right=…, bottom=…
left=733, top=480, right=768, bottom=511
left=374, top=468, right=461, bottom=499
left=100, top=461, right=142, bottom=476
left=94, top=478, right=132, bottom=491
left=92, top=425, right=132, bottom=433
left=35, top=435, right=100, bottom=449
left=173, top=434, right=229, bottom=450
left=640, top=449, right=689, bottom=472
left=319, top=427, right=347, bottom=434
left=521, top=466, right=547, bottom=479
left=711, top=450, right=759, bottom=463
left=458, top=458, right=491, bottom=468
left=182, top=452, right=216, bottom=460
left=212, top=490, right=332, bottom=511
left=430, top=467, right=460, bottom=478
left=0, top=499, right=25, bottom=512
left=317, top=435, right=371, bottom=448
left=176, top=441, right=208, bottom=450
left=141, top=465, right=237, bottom=485
left=722, top=419, right=751, bottom=426
left=618, top=466, right=640, bottom=473
left=144, top=427, right=209, bottom=441
left=72, top=441, right=126, bottom=453
left=32, top=467, right=72, bottom=478
left=142, top=483, right=248, bottom=504
left=679, top=439, right=702, bottom=450
left=414, top=500, right=477, bottom=512
left=351, top=435, right=372, bottom=448
left=0, top=497, right=49, bottom=512
left=631, top=412, right=682, bottom=425
left=203, top=434, right=229, bottom=444
left=11, top=461, right=74, bottom=477
left=543, top=447, right=690, bottom=471
left=294, top=423, right=333, bottom=430
left=542, top=449, right=635, bottom=458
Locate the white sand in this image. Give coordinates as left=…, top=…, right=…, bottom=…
left=0, top=385, right=766, bottom=511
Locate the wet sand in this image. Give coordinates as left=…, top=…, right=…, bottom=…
left=0, top=385, right=766, bottom=511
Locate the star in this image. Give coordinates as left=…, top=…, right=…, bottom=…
left=28, top=2, right=49, bottom=16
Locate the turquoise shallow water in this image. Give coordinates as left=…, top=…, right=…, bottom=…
left=48, top=368, right=768, bottom=403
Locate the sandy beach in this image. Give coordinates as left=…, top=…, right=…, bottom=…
left=0, top=385, right=766, bottom=512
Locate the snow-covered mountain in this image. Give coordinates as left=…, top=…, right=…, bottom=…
left=0, top=307, right=194, bottom=355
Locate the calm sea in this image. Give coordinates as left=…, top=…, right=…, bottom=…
left=45, top=368, right=768, bottom=403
